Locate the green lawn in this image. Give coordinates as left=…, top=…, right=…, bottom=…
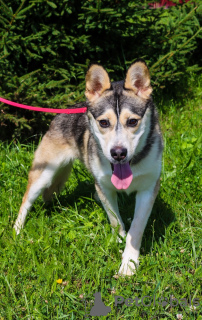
left=0, top=77, right=201, bottom=319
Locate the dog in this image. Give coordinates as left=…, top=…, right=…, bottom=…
left=14, top=59, right=163, bottom=276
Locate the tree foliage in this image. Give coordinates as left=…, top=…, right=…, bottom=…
left=0, top=0, right=201, bottom=140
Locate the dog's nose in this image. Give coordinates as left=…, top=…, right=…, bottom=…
left=110, top=147, right=127, bottom=161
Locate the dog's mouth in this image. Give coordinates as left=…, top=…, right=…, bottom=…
left=110, top=161, right=133, bottom=190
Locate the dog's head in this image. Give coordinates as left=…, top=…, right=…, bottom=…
left=85, top=60, right=153, bottom=190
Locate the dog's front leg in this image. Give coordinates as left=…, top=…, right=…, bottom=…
left=119, top=180, right=160, bottom=276
left=95, top=183, right=126, bottom=238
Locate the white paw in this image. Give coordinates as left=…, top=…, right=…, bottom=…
left=117, top=229, right=126, bottom=243
left=119, top=229, right=126, bottom=238
left=118, top=249, right=139, bottom=276
left=13, top=220, right=23, bottom=235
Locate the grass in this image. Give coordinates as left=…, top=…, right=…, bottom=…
left=0, top=75, right=201, bottom=319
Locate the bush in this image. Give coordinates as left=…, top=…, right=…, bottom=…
left=0, top=0, right=201, bottom=140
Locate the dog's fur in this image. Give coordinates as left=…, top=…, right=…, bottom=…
left=14, top=60, right=163, bottom=275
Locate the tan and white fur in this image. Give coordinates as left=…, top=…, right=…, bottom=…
left=14, top=60, right=163, bottom=276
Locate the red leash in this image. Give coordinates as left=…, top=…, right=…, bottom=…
left=0, top=97, right=87, bottom=114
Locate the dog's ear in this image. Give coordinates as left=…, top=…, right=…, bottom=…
left=124, top=60, right=152, bottom=99
left=85, top=64, right=111, bottom=103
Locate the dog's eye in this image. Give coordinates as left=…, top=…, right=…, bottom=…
left=99, top=120, right=110, bottom=128
left=127, top=119, right=139, bottom=127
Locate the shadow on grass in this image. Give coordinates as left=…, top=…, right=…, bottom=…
left=118, top=192, right=175, bottom=255
left=142, top=196, right=175, bottom=255
left=43, top=174, right=175, bottom=257
left=44, top=180, right=96, bottom=212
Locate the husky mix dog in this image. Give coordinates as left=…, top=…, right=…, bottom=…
left=14, top=60, right=163, bottom=276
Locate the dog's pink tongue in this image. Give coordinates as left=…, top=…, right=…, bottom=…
left=111, top=162, right=133, bottom=190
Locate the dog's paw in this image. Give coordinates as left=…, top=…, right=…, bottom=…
left=13, top=224, right=21, bottom=235
left=111, top=227, right=126, bottom=243
left=118, top=249, right=139, bottom=276
left=117, top=229, right=126, bottom=243
left=13, top=219, right=23, bottom=235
